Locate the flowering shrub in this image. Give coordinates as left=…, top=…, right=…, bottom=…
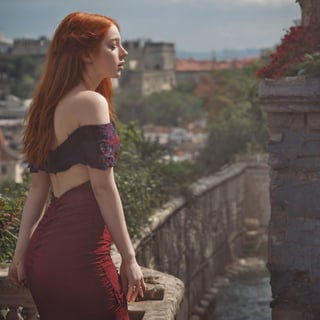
left=256, top=25, right=320, bottom=79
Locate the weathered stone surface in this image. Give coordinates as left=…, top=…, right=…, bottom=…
left=272, top=306, right=314, bottom=320
left=267, top=113, right=305, bottom=130
left=0, top=264, right=184, bottom=320
left=135, top=158, right=270, bottom=319
left=259, top=77, right=320, bottom=111
left=260, top=77, right=320, bottom=318
left=308, top=113, right=320, bottom=131
left=292, top=157, right=320, bottom=172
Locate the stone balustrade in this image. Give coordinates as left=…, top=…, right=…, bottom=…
left=133, top=157, right=270, bottom=319
left=0, top=263, right=184, bottom=320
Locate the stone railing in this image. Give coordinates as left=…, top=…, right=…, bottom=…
left=134, top=157, right=270, bottom=320
left=0, top=261, right=184, bottom=320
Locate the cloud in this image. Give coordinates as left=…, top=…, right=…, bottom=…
left=138, top=0, right=296, bottom=6
left=237, top=0, right=294, bottom=6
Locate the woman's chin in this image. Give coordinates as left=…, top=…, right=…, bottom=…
left=112, top=72, right=122, bottom=79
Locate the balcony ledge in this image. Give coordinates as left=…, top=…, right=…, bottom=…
left=0, top=264, right=184, bottom=320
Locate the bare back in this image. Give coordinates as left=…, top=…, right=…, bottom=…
left=49, top=85, right=110, bottom=198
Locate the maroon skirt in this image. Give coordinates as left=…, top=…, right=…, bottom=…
left=25, top=181, right=129, bottom=320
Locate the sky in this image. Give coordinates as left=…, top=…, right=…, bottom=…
left=0, top=0, right=300, bottom=54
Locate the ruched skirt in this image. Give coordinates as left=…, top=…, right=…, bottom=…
left=25, top=181, right=129, bottom=320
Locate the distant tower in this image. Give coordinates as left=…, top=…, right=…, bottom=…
left=120, top=39, right=176, bottom=96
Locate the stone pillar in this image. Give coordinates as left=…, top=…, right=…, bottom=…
left=259, top=77, right=320, bottom=319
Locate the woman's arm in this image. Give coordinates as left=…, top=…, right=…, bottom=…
left=75, top=91, right=146, bottom=301
left=8, top=171, right=50, bottom=286
left=88, top=167, right=145, bottom=302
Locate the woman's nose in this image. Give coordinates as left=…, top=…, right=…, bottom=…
left=120, top=46, right=128, bottom=58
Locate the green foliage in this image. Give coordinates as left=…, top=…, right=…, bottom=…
left=139, top=89, right=204, bottom=126
left=287, top=52, right=320, bottom=77
left=0, top=175, right=29, bottom=263
left=0, top=54, right=43, bottom=98
left=198, top=63, right=268, bottom=173
left=114, top=85, right=204, bottom=127
left=114, top=91, right=143, bottom=124
left=13, top=74, right=36, bottom=98
left=115, top=122, right=165, bottom=236
left=115, top=122, right=198, bottom=237
left=196, top=64, right=260, bottom=123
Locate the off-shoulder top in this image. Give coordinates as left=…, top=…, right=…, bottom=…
left=29, top=122, right=120, bottom=174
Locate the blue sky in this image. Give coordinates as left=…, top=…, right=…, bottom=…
left=0, top=0, right=300, bottom=53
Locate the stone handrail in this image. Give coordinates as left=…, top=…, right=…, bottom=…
left=0, top=262, right=184, bottom=320
left=133, top=157, right=270, bottom=319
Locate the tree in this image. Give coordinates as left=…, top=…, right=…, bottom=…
left=13, top=74, right=36, bottom=98
left=139, top=89, right=204, bottom=127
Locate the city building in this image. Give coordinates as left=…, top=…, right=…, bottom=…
left=11, top=36, right=50, bottom=55
left=120, top=40, right=177, bottom=96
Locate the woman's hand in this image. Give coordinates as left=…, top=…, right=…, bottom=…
left=120, top=259, right=146, bottom=303
left=8, top=256, right=27, bottom=288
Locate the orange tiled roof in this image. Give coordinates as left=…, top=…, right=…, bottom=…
left=176, top=57, right=260, bottom=72
left=176, top=59, right=214, bottom=72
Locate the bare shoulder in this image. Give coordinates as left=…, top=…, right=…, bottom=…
left=76, top=90, right=107, bottom=106
left=76, top=91, right=110, bottom=125
left=69, top=90, right=110, bottom=126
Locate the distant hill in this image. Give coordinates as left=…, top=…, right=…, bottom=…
left=176, top=48, right=263, bottom=61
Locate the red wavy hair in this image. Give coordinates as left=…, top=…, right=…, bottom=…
left=23, top=12, right=119, bottom=167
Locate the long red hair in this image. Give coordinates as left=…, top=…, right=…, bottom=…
left=23, top=12, right=119, bottom=167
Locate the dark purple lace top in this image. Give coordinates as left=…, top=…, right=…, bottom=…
left=29, top=122, right=120, bottom=174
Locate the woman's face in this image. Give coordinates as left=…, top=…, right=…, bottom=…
left=89, top=24, right=128, bottom=80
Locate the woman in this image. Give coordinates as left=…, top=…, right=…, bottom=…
left=8, top=11, right=145, bottom=320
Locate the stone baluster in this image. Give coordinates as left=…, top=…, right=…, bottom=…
left=22, top=307, right=38, bottom=320
left=5, top=307, right=23, bottom=320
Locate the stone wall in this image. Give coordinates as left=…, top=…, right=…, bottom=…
left=259, top=77, right=320, bottom=319
left=134, top=158, right=270, bottom=319
left=119, top=69, right=176, bottom=96
left=141, top=70, right=176, bottom=96
left=143, top=43, right=175, bottom=71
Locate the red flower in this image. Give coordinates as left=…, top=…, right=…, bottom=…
left=256, top=26, right=320, bottom=79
